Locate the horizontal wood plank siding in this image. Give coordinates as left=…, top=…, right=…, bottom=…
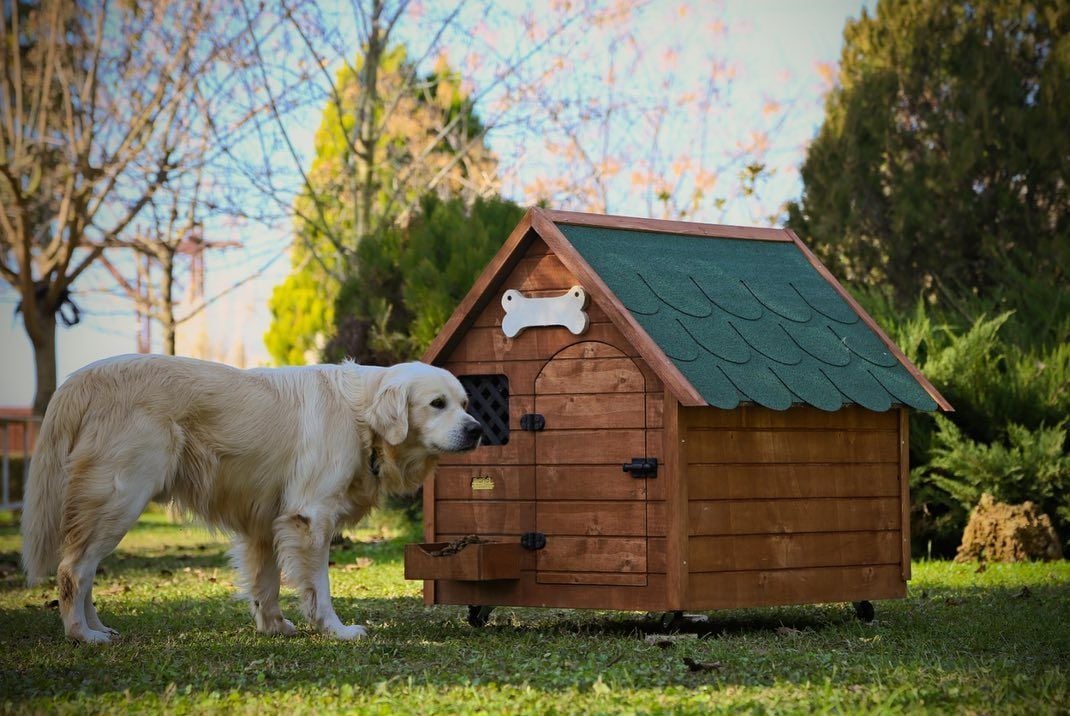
left=535, top=465, right=663, bottom=500
left=682, top=404, right=907, bottom=610
left=688, top=464, right=900, bottom=500
left=535, top=392, right=646, bottom=429
left=434, top=535, right=667, bottom=574
left=435, top=573, right=670, bottom=611
left=689, top=531, right=901, bottom=572
left=536, top=357, right=646, bottom=393
left=687, top=564, right=906, bottom=609
left=685, top=429, right=899, bottom=464
left=434, top=466, right=535, bottom=501
left=688, top=497, right=901, bottom=535
left=537, top=501, right=666, bottom=537
left=536, top=429, right=646, bottom=465
left=539, top=536, right=649, bottom=573
left=537, top=572, right=647, bottom=586
left=436, top=501, right=533, bottom=535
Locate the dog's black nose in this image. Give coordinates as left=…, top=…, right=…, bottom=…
left=466, top=422, right=483, bottom=440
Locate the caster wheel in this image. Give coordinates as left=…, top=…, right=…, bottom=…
left=467, top=605, right=494, bottom=628
left=659, top=610, right=683, bottom=630
left=853, top=600, right=875, bottom=623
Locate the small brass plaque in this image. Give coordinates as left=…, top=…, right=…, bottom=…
left=471, top=475, right=495, bottom=491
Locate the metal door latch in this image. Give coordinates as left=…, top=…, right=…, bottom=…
left=622, top=457, right=658, bottom=478
left=519, top=413, right=545, bottom=431
left=520, top=532, right=546, bottom=550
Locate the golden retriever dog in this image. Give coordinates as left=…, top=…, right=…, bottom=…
left=20, top=355, right=482, bottom=643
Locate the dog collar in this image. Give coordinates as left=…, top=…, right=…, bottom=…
left=369, top=447, right=382, bottom=477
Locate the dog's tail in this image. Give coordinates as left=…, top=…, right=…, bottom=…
left=21, top=381, right=86, bottom=585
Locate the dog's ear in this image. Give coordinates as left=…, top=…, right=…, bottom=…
left=368, top=377, right=409, bottom=446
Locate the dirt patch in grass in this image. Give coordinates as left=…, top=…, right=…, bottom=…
left=956, top=493, right=1062, bottom=562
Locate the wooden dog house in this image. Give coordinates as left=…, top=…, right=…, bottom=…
left=405, top=208, right=951, bottom=622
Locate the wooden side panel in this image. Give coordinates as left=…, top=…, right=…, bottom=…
left=685, top=429, right=899, bottom=464
left=688, top=464, right=900, bottom=500
left=688, top=498, right=901, bottom=535
left=689, top=531, right=901, bottom=572
left=682, top=404, right=908, bottom=611
left=688, top=565, right=906, bottom=609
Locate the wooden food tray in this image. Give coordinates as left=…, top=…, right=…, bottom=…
left=404, top=541, right=521, bottom=581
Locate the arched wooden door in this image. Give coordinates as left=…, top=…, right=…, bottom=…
left=533, top=341, right=651, bottom=586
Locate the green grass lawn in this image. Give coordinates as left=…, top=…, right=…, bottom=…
left=1, top=509, right=1068, bottom=715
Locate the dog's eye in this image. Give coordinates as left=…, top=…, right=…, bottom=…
left=430, top=398, right=446, bottom=409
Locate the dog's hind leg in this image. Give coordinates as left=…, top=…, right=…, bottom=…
left=57, top=427, right=173, bottom=643
left=274, top=512, right=366, bottom=640
left=232, top=536, right=296, bottom=636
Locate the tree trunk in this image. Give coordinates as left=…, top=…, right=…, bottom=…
left=26, top=309, right=58, bottom=417
left=161, top=251, right=176, bottom=355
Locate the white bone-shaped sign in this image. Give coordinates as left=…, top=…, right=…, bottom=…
left=501, top=286, right=589, bottom=338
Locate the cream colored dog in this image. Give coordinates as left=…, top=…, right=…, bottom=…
left=20, top=355, right=482, bottom=643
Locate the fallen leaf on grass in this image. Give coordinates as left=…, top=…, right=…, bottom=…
left=776, top=626, right=801, bottom=637
left=99, top=584, right=131, bottom=597
left=944, top=597, right=963, bottom=606
left=683, top=657, right=723, bottom=672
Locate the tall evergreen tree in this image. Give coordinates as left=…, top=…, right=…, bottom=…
left=788, top=0, right=1069, bottom=312
left=321, top=194, right=524, bottom=365
left=265, top=48, right=497, bottom=365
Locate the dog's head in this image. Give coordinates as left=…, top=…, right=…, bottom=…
left=367, top=362, right=482, bottom=452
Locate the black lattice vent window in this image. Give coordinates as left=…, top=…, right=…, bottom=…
left=458, top=374, right=510, bottom=446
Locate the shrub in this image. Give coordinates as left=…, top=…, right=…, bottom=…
left=855, top=287, right=1070, bottom=556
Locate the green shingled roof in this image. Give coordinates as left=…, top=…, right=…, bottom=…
left=557, top=223, right=938, bottom=412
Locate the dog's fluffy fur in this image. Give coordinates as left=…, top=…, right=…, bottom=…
left=20, top=355, right=481, bottom=643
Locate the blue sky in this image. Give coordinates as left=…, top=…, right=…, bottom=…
left=0, top=0, right=873, bottom=406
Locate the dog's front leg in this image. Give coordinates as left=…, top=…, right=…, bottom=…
left=274, top=512, right=367, bottom=640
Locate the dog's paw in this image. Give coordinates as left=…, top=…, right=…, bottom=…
left=258, top=616, right=298, bottom=636
left=71, top=628, right=113, bottom=644
left=329, top=623, right=368, bottom=640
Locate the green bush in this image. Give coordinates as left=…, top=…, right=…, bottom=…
left=855, top=287, right=1070, bottom=556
